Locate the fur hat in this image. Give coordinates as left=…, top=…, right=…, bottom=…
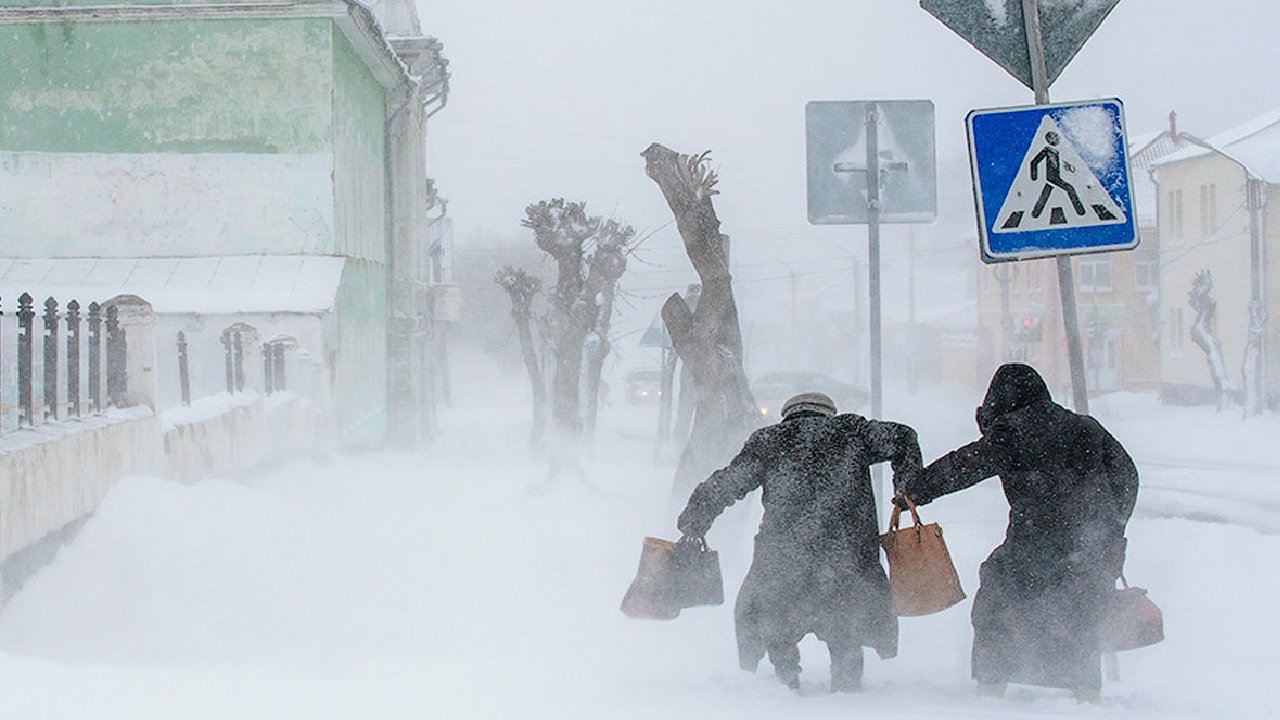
left=781, top=391, right=837, bottom=418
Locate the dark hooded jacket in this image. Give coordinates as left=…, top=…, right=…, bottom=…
left=677, top=410, right=922, bottom=665
left=902, top=364, right=1139, bottom=691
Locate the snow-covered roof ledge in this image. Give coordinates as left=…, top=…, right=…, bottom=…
left=336, top=0, right=415, bottom=94
left=1152, top=108, right=1280, bottom=184
left=0, top=255, right=346, bottom=315
left=0, top=1, right=416, bottom=97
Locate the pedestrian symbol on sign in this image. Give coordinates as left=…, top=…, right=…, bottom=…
left=993, top=115, right=1125, bottom=233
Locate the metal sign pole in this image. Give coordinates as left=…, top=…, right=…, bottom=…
left=865, top=102, right=885, bottom=500
left=1022, top=0, right=1090, bottom=415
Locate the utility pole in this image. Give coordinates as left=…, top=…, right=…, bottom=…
left=994, top=264, right=1019, bottom=361
left=852, top=256, right=865, bottom=388
left=907, top=229, right=918, bottom=393
left=865, top=103, right=885, bottom=497
left=788, top=264, right=799, bottom=366
left=1023, top=0, right=1090, bottom=414
left=1245, top=176, right=1267, bottom=415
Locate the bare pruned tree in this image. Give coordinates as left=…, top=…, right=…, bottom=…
left=495, top=266, right=546, bottom=446
left=642, top=143, right=758, bottom=499
left=583, top=218, right=636, bottom=438
left=521, top=199, right=635, bottom=445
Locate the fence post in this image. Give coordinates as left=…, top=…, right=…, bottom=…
left=17, top=292, right=34, bottom=426
left=262, top=341, right=274, bottom=395
left=66, top=299, right=81, bottom=418
left=105, top=295, right=155, bottom=410
left=221, top=328, right=235, bottom=393
left=177, top=331, right=191, bottom=407
left=233, top=331, right=245, bottom=392
left=105, top=305, right=123, bottom=406
left=42, top=297, right=59, bottom=421
left=88, top=302, right=103, bottom=412
left=273, top=342, right=286, bottom=392
left=220, top=323, right=259, bottom=395
left=241, top=327, right=264, bottom=394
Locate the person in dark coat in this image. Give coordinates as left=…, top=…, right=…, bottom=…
left=897, top=364, right=1138, bottom=701
left=677, top=392, right=922, bottom=692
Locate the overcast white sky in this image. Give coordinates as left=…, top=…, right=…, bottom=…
left=417, top=0, right=1279, bottom=337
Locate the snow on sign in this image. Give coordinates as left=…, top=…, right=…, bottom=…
left=968, top=98, right=1138, bottom=263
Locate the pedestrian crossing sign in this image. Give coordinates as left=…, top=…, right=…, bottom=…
left=968, top=99, right=1138, bottom=262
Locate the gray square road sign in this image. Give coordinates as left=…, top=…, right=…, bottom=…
left=805, top=100, right=937, bottom=225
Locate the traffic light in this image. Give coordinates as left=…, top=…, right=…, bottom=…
left=1023, top=316, right=1043, bottom=343
left=1010, top=316, right=1043, bottom=343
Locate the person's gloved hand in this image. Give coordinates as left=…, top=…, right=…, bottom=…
left=676, top=534, right=706, bottom=550
left=677, top=509, right=711, bottom=539
left=892, top=491, right=911, bottom=512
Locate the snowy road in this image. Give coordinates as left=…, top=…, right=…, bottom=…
left=0, top=381, right=1277, bottom=719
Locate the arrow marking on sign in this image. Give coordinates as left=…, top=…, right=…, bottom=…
left=993, top=115, right=1125, bottom=233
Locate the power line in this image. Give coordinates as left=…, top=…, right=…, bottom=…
left=436, top=115, right=645, bottom=145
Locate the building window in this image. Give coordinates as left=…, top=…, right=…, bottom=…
left=1135, top=258, right=1158, bottom=292
left=1199, top=183, right=1218, bottom=238
left=1166, top=189, right=1184, bottom=241
left=1077, top=256, right=1113, bottom=293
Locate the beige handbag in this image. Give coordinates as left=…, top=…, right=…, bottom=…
left=879, top=496, right=966, bottom=616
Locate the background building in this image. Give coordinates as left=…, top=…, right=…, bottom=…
left=1153, top=109, right=1280, bottom=407
left=975, top=115, right=1187, bottom=399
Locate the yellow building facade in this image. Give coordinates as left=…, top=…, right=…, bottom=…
left=1153, top=110, right=1280, bottom=407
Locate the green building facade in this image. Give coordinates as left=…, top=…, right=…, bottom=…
left=0, top=0, right=448, bottom=447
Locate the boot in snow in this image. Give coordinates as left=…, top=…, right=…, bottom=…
left=829, top=645, right=864, bottom=693
left=768, top=642, right=802, bottom=691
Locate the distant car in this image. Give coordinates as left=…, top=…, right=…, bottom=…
left=626, top=367, right=665, bottom=404
left=751, top=371, right=869, bottom=421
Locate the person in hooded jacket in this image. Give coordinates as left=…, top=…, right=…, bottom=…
left=677, top=391, right=922, bottom=692
left=897, top=363, right=1138, bottom=702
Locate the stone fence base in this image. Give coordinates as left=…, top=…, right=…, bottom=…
left=0, top=393, right=326, bottom=596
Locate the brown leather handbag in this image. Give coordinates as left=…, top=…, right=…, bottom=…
left=620, top=536, right=724, bottom=620
left=1099, top=574, right=1164, bottom=652
left=879, top=496, right=966, bottom=616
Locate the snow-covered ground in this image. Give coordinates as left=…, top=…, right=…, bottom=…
left=0, top=355, right=1276, bottom=719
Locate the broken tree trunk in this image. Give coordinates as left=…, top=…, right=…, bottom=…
left=642, top=143, right=758, bottom=501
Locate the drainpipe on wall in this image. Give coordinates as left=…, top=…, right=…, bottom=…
left=385, top=82, right=415, bottom=447
left=1147, top=163, right=1163, bottom=357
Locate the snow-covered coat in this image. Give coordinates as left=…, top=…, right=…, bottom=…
left=902, top=364, right=1139, bottom=691
left=677, top=411, right=922, bottom=666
